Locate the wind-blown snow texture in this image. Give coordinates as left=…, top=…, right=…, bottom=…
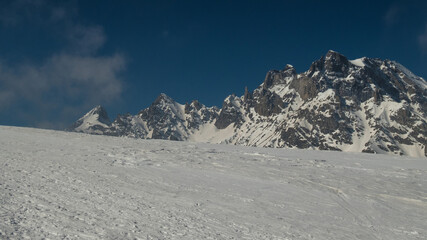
left=69, top=50, right=427, bottom=157
left=1, top=126, right=426, bottom=239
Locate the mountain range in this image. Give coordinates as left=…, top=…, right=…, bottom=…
left=68, top=50, right=427, bottom=157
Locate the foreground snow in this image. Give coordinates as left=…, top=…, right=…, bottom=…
left=0, top=126, right=426, bottom=239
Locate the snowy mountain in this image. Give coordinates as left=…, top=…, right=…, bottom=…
left=69, top=51, right=427, bottom=157
left=67, top=105, right=111, bottom=134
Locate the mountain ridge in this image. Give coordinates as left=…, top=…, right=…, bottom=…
left=69, top=51, right=427, bottom=157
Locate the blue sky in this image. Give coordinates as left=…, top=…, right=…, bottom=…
left=0, top=0, right=426, bottom=129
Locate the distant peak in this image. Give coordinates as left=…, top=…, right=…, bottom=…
left=323, top=50, right=349, bottom=72
left=191, top=99, right=202, bottom=108
left=261, top=64, right=297, bottom=89
left=283, top=64, right=296, bottom=76
left=283, top=64, right=295, bottom=71
left=308, top=51, right=351, bottom=74
left=325, top=50, right=346, bottom=59
left=153, top=93, right=175, bottom=105
left=184, top=99, right=204, bottom=113
left=81, top=105, right=110, bottom=125
left=158, top=93, right=169, bottom=98
left=87, top=105, right=107, bottom=115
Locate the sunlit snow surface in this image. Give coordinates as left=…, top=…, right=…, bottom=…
left=349, top=58, right=366, bottom=67
left=1, top=126, right=426, bottom=239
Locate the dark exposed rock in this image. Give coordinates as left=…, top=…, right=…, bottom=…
left=92, top=106, right=111, bottom=125
left=394, top=135, right=413, bottom=145
left=308, top=57, right=325, bottom=75
left=324, top=50, right=350, bottom=74
left=391, top=107, right=413, bottom=125
left=281, top=128, right=312, bottom=149
left=244, top=86, right=253, bottom=101
left=185, top=100, right=202, bottom=114
left=263, top=64, right=296, bottom=89
left=253, top=89, right=284, bottom=116
left=290, top=75, right=318, bottom=100
left=362, top=147, right=376, bottom=154
left=215, top=95, right=243, bottom=129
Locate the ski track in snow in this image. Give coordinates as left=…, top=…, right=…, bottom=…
left=0, top=126, right=426, bottom=239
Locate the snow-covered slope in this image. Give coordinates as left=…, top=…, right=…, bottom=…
left=67, top=105, right=111, bottom=134
left=69, top=51, right=427, bottom=157
left=1, top=126, right=426, bottom=239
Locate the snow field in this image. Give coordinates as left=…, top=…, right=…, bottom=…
left=0, top=126, right=426, bottom=239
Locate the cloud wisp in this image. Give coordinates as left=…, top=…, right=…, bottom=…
left=383, top=3, right=402, bottom=27
left=0, top=2, right=126, bottom=129
left=419, top=24, right=427, bottom=53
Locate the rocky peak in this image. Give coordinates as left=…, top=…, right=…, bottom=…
left=144, top=93, right=180, bottom=115
left=282, top=64, right=297, bottom=75
left=263, top=65, right=297, bottom=89
left=325, top=50, right=346, bottom=59
left=84, top=105, right=111, bottom=125
left=324, top=50, right=350, bottom=73
left=308, top=57, right=325, bottom=75
left=153, top=93, right=175, bottom=106
left=66, top=105, right=111, bottom=133
left=307, top=50, right=350, bottom=76
left=191, top=100, right=202, bottom=110
left=283, top=64, right=295, bottom=71
left=184, top=100, right=203, bottom=114
left=215, top=94, right=243, bottom=129
left=138, top=93, right=179, bottom=116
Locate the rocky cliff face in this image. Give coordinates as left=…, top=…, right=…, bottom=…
left=69, top=51, right=427, bottom=157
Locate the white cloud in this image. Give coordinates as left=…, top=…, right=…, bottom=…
left=0, top=51, right=125, bottom=116
left=0, top=1, right=126, bottom=129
